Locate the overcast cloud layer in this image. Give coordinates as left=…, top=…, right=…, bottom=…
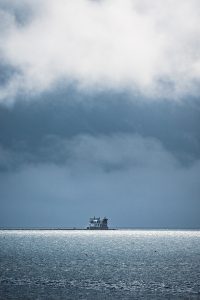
left=1, top=0, right=200, bottom=103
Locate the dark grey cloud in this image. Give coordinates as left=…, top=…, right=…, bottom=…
left=0, top=90, right=199, bottom=169
left=0, top=91, right=199, bottom=228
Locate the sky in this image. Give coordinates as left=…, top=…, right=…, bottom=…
left=0, top=0, right=200, bottom=228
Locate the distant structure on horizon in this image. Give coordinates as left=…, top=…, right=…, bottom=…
left=87, top=216, right=108, bottom=230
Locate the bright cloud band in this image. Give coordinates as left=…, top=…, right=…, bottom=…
left=0, top=0, right=200, bottom=102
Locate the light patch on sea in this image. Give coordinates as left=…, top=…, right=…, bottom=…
left=0, top=230, right=200, bottom=299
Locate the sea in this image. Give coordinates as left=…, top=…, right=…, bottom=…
left=0, top=230, right=200, bottom=299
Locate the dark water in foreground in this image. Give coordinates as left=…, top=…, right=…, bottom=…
left=0, top=230, right=200, bottom=299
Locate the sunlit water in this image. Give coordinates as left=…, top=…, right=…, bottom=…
left=0, top=230, right=200, bottom=299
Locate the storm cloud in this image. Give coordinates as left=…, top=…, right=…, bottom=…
left=0, top=95, right=200, bottom=228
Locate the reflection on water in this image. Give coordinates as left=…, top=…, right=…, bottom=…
left=0, top=230, right=200, bottom=299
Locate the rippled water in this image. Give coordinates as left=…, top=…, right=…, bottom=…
left=0, top=230, right=200, bottom=299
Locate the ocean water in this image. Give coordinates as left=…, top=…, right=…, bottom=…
left=0, top=230, right=200, bottom=299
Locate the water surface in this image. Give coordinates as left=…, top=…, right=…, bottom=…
left=0, top=230, right=200, bottom=299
